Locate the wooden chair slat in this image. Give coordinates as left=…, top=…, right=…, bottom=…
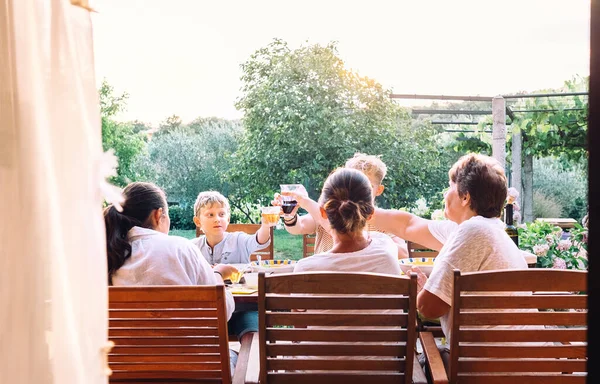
left=266, top=342, right=406, bottom=357
left=266, top=328, right=407, bottom=342
left=109, top=328, right=218, bottom=337
left=109, top=286, right=219, bottom=302
left=265, top=272, right=411, bottom=294
left=109, top=362, right=222, bottom=371
left=112, top=345, right=220, bottom=354
left=458, top=269, right=587, bottom=292
left=110, top=336, right=220, bottom=346
left=459, top=311, right=587, bottom=326
left=406, top=241, right=439, bottom=259
left=267, top=358, right=405, bottom=371
left=459, top=328, right=587, bottom=343
left=266, top=312, right=407, bottom=327
left=460, top=295, right=587, bottom=309
left=303, top=233, right=317, bottom=258
left=110, top=319, right=218, bottom=328
left=458, top=358, right=587, bottom=372
left=459, top=344, right=587, bottom=358
left=456, top=374, right=586, bottom=384
left=109, top=354, right=222, bottom=363
left=110, top=301, right=217, bottom=309
left=111, top=370, right=222, bottom=380
left=109, top=309, right=217, bottom=318
left=268, top=372, right=404, bottom=384
left=266, top=295, right=408, bottom=310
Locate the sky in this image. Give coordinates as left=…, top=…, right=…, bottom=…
left=92, top=0, right=590, bottom=125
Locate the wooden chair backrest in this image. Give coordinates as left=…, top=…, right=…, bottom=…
left=302, top=233, right=316, bottom=258
left=258, top=272, right=418, bottom=384
left=108, top=285, right=232, bottom=383
left=449, top=269, right=587, bottom=384
left=196, top=223, right=274, bottom=261
left=406, top=241, right=439, bottom=259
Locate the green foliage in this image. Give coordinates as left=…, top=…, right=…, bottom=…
left=168, top=205, right=196, bottom=230
left=533, top=157, right=588, bottom=220
left=518, top=221, right=587, bottom=270
left=234, top=39, right=450, bottom=209
left=513, top=77, right=588, bottom=162
left=99, top=80, right=146, bottom=186
left=532, top=191, right=563, bottom=220
left=133, top=118, right=242, bottom=209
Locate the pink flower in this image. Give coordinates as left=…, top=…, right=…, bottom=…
left=545, top=234, right=555, bottom=245
left=507, top=187, right=519, bottom=204
left=552, top=258, right=567, bottom=269
left=557, top=239, right=572, bottom=251
left=533, top=244, right=549, bottom=256
left=582, top=231, right=588, bottom=244
left=513, top=211, right=521, bottom=223
left=576, top=248, right=588, bottom=260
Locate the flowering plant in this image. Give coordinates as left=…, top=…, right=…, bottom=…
left=518, top=220, right=588, bottom=270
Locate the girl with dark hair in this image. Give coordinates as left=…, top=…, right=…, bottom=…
left=293, top=168, right=401, bottom=275
left=104, top=182, right=236, bottom=319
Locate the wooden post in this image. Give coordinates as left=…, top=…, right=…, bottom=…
left=511, top=128, right=522, bottom=223
left=492, top=96, right=506, bottom=170
left=523, top=154, right=534, bottom=223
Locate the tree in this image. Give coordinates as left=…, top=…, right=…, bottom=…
left=99, top=80, right=146, bottom=186
left=233, top=39, right=450, bottom=209
left=133, top=118, right=243, bottom=213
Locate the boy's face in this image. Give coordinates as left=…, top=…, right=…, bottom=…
left=364, top=172, right=385, bottom=198
left=196, top=203, right=230, bottom=236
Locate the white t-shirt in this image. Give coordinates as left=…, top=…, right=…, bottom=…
left=424, top=217, right=528, bottom=345
left=112, top=226, right=235, bottom=320
left=294, top=232, right=401, bottom=275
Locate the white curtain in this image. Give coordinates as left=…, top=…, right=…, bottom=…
left=0, top=0, right=108, bottom=383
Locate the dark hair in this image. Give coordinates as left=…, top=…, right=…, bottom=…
left=448, top=153, right=507, bottom=218
left=105, top=182, right=166, bottom=284
left=319, top=168, right=374, bottom=234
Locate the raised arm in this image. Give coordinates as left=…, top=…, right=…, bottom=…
left=370, top=208, right=444, bottom=251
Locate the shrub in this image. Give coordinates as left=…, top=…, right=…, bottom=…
left=532, top=191, right=563, bottom=220
left=518, top=221, right=587, bottom=270
left=533, top=157, right=587, bottom=220
left=169, top=204, right=196, bottom=230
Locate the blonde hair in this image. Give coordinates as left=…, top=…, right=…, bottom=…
left=193, top=191, right=230, bottom=217
left=344, top=153, right=387, bottom=185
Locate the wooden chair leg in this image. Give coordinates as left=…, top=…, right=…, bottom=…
left=233, top=332, right=257, bottom=384
left=419, top=332, right=449, bottom=384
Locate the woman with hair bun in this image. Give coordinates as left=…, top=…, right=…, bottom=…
left=293, top=168, right=401, bottom=275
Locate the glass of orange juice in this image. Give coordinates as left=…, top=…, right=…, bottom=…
left=229, top=270, right=244, bottom=285
left=261, top=206, right=281, bottom=226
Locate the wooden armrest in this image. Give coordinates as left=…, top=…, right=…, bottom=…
left=244, top=333, right=260, bottom=384
left=412, top=351, right=428, bottom=384
left=419, top=332, right=448, bottom=384
left=232, top=332, right=256, bottom=384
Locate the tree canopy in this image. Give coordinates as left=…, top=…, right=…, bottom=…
left=233, top=39, right=451, bottom=209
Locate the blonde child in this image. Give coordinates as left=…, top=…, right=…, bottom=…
left=191, top=191, right=275, bottom=344
left=191, top=191, right=272, bottom=265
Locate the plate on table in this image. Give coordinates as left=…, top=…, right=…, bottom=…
left=250, top=259, right=296, bottom=274
left=399, top=257, right=436, bottom=276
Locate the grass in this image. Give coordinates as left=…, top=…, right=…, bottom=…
left=169, top=228, right=303, bottom=261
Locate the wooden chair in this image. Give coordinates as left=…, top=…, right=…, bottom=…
left=196, top=223, right=274, bottom=261
left=108, top=285, right=253, bottom=384
left=302, top=233, right=316, bottom=258
left=406, top=241, right=439, bottom=259
left=420, top=269, right=588, bottom=384
left=248, top=271, right=429, bottom=384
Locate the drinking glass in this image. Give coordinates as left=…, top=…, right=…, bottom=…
left=261, top=206, right=281, bottom=226
left=280, top=184, right=303, bottom=219
left=229, top=270, right=244, bottom=287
